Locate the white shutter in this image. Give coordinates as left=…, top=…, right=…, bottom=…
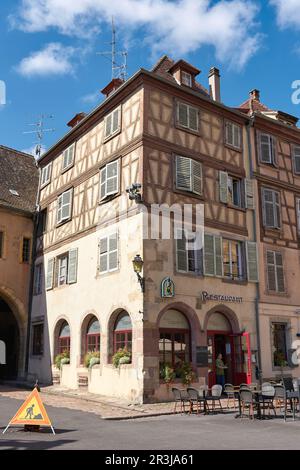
left=106, top=160, right=119, bottom=196
left=68, top=248, right=78, bottom=284
left=100, top=167, right=107, bottom=200
left=46, top=258, right=54, bottom=290
left=57, top=195, right=62, bottom=223
left=233, top=125, right=241, bottom=148
left=177, top=103, right=188, bottom=128
left=176, top=155, right=192, bottom=192
left=105, top=113, right=112, bottom=138
left=61, top=189, right=72, bottom=220
left=176, top=231, right=188, bottom=272
left=99, top=237, right=108, bottom=273
left=245, top=179, right=255, bottom=210
left=246, top=241, right=259, bottom=282
left=192, top=160, right=202, bottom=195
left=108, top=233, right=118, bottom=271
left=225, top=122, right=233, bottom=146
left=293, top=146, right=300, bottom=174
left=112, top=108, right=120, bottom=133
left=219, top=171, right=228, bottom=203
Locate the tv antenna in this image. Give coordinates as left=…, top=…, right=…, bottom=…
left=23, top=114, right=55, bottom=158
left=96, top=17, right=128, bottom=81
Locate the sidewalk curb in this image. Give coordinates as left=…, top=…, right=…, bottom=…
left=103, top=411, right=180, bottom=420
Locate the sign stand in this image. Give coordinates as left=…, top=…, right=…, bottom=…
left=2, top=387, right=55, bottom=435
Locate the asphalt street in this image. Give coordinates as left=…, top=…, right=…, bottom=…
left=1, top=395, right=300, bottom=450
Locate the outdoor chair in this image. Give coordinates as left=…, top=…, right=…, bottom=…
left=206, top=384, right=223, bottom=413
left=171, top=387, right=190, bottom=414
left=282, top=377, right=299, bottom=421
left=258, top=384, right=276, bottom=417
left=187, top=387, right=207, bottom=415
left=274, top=384, right=285, bottom=412
left=224, top=383, right=236, bottom=410
left=239, top=389, right=256, bottom=419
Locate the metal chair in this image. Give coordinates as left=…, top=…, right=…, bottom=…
left=274, top=384, right=285, bottom=412
left=239, top=389, right=255, bottom=419
left=171, top=387, right=189, bottom=414
left=224, top=383, right=236, bottom=410
left=206, top=384, right=223, bottom=413
left=282, top=377, right=299, bottom=421
left=187, top=387, right=207, bottom=415
left=259, top=384, right=276, bottom=417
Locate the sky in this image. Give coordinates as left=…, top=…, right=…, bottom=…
left=1, top=0, right=300, bottom=155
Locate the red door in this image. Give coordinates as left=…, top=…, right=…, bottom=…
left=231, top=332, right=252, bottom=385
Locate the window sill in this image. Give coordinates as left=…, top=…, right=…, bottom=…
left=103, top=128, right=121, bottom=144
left=222, top=277, right=247, bottom=286
left=224, top=143, right=242, bottom=153
left=226, top=203, right=246, bottom=212
left=99, top=191, right=120, bottom=205
left=61, top=163, right=74, bottom=175
left=175, top=123, right=200, bottom=137
left=265, top=290, right=289, bottom=298
left=96, top=268, right=120, bottom=279
left=173, top=187, right=204, bottom=201
left=175, top=271, right=203, bottom=278
left=40, top=181, right=51, bottom=190
left=56, top=218, right=72, bottom=228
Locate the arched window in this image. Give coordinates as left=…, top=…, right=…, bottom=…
left=58, top=322, right=70, bottom=354
left=114, top=312, right=132, bottom=353
left=159, top=310, right=190, bottom=368
left=86, top=318, right=100, bottom=353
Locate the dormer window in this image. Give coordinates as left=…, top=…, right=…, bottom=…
left=181, top=71, right=192, bottom=87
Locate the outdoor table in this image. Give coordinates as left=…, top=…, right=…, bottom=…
left=236, top=389, right=265, bottom=420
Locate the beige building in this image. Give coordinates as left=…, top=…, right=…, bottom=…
left=0, top=145, right=38, bottom=380
left=27, top=56, right=264, bottom=403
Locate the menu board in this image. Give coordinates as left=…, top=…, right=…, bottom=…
left=196, top=346, right=208, bottom=367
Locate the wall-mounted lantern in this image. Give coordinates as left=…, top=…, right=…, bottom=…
left=126, top=183, right=142, bottom=203
left=132, top=254, right=145, bottom=292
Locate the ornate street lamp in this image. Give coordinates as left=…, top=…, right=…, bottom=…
left=132, top=254, right=145, bottom=292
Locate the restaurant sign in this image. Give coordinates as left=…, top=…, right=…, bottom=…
left=201, top=291, right=243, bottom=304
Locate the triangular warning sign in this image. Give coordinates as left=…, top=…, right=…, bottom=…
left=3, top=387, right=55, bottom=434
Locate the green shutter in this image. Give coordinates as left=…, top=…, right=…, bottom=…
left=214, top=236, right=223, bottom=277
left=204, top=234, right=215, bottom=276
left=246, top=241, right=259, bottom=282
left=46, top=258, right=54, bottom=290
left=219, top=171, right=228, bottom=203
left=68, top=248, right=78, bottom=284
left=176, top=231, right=188, bottom=272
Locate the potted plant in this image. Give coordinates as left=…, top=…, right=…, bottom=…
left=112, top=348, right=131, bottom=368
left=54, top=350, right=70, bottom=370
left=176, top=361, right=196, bottom=387
left=160, top=364, right=176, bottom=391
left=84, top=351, right=100, bottom=369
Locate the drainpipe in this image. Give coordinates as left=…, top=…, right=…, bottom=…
left=25, top=164, right=41, bottom=379
left=246, top=117, right=262, bottom=385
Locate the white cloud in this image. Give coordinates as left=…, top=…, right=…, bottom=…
left=11, top=0, right=262, bottom=69
left=270, top=0, right=300, bottom=29
left=80, top=90, right=100, bottom=105
left=16, top=42, right=75, bottom=77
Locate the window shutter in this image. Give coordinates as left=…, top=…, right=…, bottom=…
left=293, top=146, right=300, bottom=174
left=262, top=189, right=275, bottom=228
left=204, top=234, right=215, bottom=276
left=62, top=189, right=72, bottom=220
left=271, top=136, right=277, bottom=165
left=99, top=237, right=108, bottom=273
left=178, top=103, right=188, bottom=127
left=274, top=191, right=281, bottom=228
left=267, top=251, right=276, bottom=291
left=192, top=160, right=202, bottom=195
left=100, top=167, right=107, bottom=200
left=176, top=155, right=192, bottom=192
left=108, top=233, right=118, bottom=271
left=219, top=171, right=228, bottom=203
left=106, top=160, right=119, bottom=196
left=297, top=198, right=300, bottom=234
left=246, top=241, right=259, bottom=282
left=112, top=108, right=120, bottom=133
left=260, top=133, right=272, bottom=163
left=225, top=122, right=233, bottom=146
left=189, top=107, right=198, bottom=131
left=46, top=258, right=54, bottom=290
left=233, top=125, right=241, bottom=148
left=105, top=114, right=112, bottom=138
left=275, top=252, right=285, bottom=293
left=176, top=231, right=188, bottom=272
left=214, top=235, right=223, bottom=277
left=245, top=179, right=255, bottom=210
left=68, top=248, right=78, bottom=284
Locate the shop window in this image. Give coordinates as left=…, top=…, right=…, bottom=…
left=86, top=318, right=100, bottom=353
left=159, top=310, right=190, bottom=373
left=272, top=323, right=288, bottom=367
left=114, top=312, right=132, bottom=354
left=58, top=322, right=71, bottom=355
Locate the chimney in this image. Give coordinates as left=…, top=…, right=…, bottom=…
left=67, top=112, right=87, bottom=128
left=101, top=78, right=124, bottom=98
left=250, top=89, right=260, bottom=101
left=208, top=67, right=221, bottom=102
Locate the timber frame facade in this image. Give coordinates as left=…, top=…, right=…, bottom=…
left=27, top=55, right=300, bottom=402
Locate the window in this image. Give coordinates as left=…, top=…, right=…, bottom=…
left=32, top=324, right=44, bottom=356
left=100, top=160, right=119, bottom=200
left=114, top=312, right=132, bottom=355
left=225, top=121, right=241, bottom=149
left=22, top=237, right=31, bottom=263
left=62, top=143, right=75, bottom=171
left=259, top=133, right=277, bottom=165
left=104, top=107, right=121, bottom=139
left=86, top=318, right=100, bottom=353
left=262, top=188, right=281, bottom=229
left=37, top=209, right=47, bottom=237
left=296, top=198, right=300, bottom=235
left=175, top=155, right=202, bottom=195
left=0, top=231, right=3, bottom=258
left=159, top=310, right=190, bottom=371
left=176, top=102, right=199, bottom=132
left=41, top=162, right=52, bottom=187
left=228, top=176, right=242, bottom=207
left=57, top=254, right=68, bottom=286
left=272, top=323, right=288, bottom=367
left=222, top=239, right=244, bottom=281
left=98, top=233, right=118, bottom=274
left=181, top=71, right=192, bottom=87
left=292, top=145, right=300, bottom=175
left=33, top=264, right=43, bottom=295
left=176, top=229, right=203, bottom=275
left=57, top=188, right=73, bottom=224
left=266, top=250, right=285, bottom=293
left=204, top=234, right=223, bottom=277
left=58, top=322, right=70, bottom=355
left=46, top=248, right=78, bottom=290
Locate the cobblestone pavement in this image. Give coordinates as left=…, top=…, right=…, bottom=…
left=0, top=385, right=181, bottom=419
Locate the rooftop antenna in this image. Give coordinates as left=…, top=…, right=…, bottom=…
left=23, top=114, right=55, bottom=158
left=96, top=16, right=128, bottom=81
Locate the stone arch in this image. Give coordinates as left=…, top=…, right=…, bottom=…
left=203, top=305, right=240, bottom=334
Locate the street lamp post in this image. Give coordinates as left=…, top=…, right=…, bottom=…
left=132, top=254, right=145, bottom=293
